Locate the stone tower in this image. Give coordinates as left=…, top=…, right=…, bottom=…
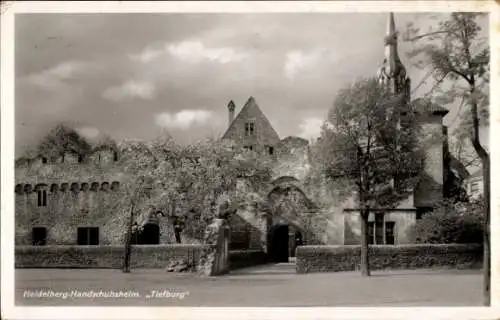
left=377, top=12, right=448, bottom=209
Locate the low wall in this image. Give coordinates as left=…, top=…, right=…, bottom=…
left=15, top=245, right=207, bottom=269
left=296, top=244, right=483, bottom=274
left=15, top=245, right=267, bottom=271
left=229, top=250, right=266, bottom=270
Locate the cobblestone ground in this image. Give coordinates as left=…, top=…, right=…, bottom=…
left=15, top=264, right=482, bottom=306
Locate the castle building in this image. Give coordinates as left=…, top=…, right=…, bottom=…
left=221, top=13, right=455, bottom=259
left=15, top=13, right=459, bottom=263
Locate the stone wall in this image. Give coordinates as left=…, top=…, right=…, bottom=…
left=15, top=156, right=202, bottom=245
left=414, top=115, right=445, bottom=207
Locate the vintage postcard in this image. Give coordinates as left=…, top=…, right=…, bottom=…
left=1, top=1, right=499, bottom=319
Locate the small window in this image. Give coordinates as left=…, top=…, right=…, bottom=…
left=385, top=221, right=395, bottom=245
left=113, top=151, right=118, bottom=162
left=243, top=145, right=253, bottom=152
left=268, top=146, right=274, bottom=155
left=78, top=154, right=84, bottom=163
left=77, top=227, right=99, bottom=245
left=41, top=157, right=47, bottom=164
left=375, top=213, right=384, bottom=245
left=471, top=182, right=479, bottom=193
left=32, top=227, right=47, bottom=245
left=244, top=122, right=255, bottom=136
left=37, top=190, right=47, bottom=207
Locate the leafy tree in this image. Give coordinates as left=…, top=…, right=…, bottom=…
left=37, top=124, right=92, bottom=160
left=114, top=137, right=273, bottom=272
left=404, top=13, right=490, bottom=304
left=315, top=77, right=424, bottom=276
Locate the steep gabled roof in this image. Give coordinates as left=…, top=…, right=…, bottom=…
left=221, top=96, right=280, bottom=141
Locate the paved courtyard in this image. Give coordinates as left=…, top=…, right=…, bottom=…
left=15, top=263, right=482, bottom=307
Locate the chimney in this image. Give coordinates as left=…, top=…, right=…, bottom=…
left=228, top=100, right=235, bottom=128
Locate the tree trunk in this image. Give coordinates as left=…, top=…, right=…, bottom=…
left=470, top=97, right=490, bottom=306
left=360, top=209, right=371, bottom=277
left=123, top=205, right=135, bottom=273
left=482, top=157, right=490, bottom=306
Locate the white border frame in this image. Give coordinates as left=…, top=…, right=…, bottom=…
left=2, top=1, right=499, bottom=319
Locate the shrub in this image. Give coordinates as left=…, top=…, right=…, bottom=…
left=407, top=198, right=484, bottom=244
left=296, top=244, right=482, bottom=273
left=15, top=245, right=266, bottom=271
left=15, top=245, right=207, bottom=269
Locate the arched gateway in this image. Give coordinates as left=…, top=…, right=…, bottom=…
left=266, top=176, right=317, bottom=262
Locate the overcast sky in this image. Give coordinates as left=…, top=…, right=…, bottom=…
left=14, top=12, right=489, bottom=155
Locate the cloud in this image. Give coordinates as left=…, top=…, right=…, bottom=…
left=129, top=46, right=164, bottom=63
left=167, top=41, right=248, bottom=64
left=25, top=61, right=92, bottom=91
left=155, top=109, right=214, bottom=130
left=298, top=117, right=323, bottom=140
left=102, top=80, right=156, bottom=101
left=75, top=127, right=100, bottom=140
left=284, top=50, right=321, bottom=80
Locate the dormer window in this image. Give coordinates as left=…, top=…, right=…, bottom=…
left=245, top=122, right=255, bottom=136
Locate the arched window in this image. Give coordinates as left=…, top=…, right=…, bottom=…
left=90, top=182, right=99, bottom=192
left=15, top=184, right=23, bottom=195
left=101, top=182, right=110, bottom=191
left=70, top=183, right=79, bottom=193
left=81, top=183, right=89, bottom=192
left=24, top=184, right=33, bottom=194
left=111, top=181, right=120, bottom=191
left=60, top=183, right=69, bottom=192
left=50, top=184, right=59, bottom=193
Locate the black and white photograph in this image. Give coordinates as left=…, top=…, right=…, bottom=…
left=1, top=1, right=497, bottom=318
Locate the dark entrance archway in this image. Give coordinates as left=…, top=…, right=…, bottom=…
left=268, top=224, right=289, bottom=263
left=136, top=223, right=160, bottom=245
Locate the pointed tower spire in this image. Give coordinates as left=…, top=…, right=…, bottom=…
left=384, top=12, right=400, bottom=79
left=377, top=12, right=408, bottom=96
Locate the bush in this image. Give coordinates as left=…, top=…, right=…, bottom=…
left=15, top=245, right=266, bottom=271
left=407, top=198, right=484, bottom=244
left=296, top=244, right=482, bottom=273
left=15, top=245, right=207, bottom=269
